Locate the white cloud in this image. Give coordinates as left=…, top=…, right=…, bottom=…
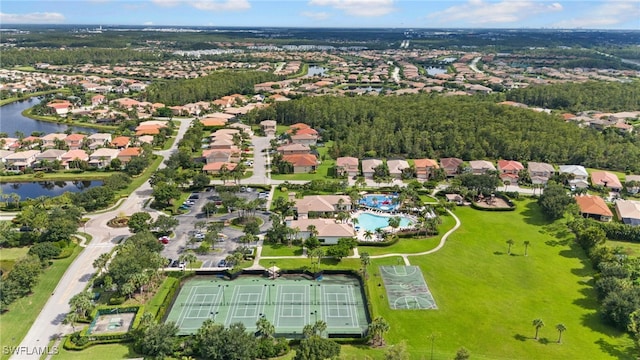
left=0, top=12, right=65, bottom=24
left=301, top=11, right=330, bottom=20
left=309, top=0, right=396, bottom=17
left=144, top=21, right=154, bottom=25
left=427, top=0, right=563, bottom=25
left=151, top=0, right=250, bottom=11
left=553, top=0, right=640, bottom=28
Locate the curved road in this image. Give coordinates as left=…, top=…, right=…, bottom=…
left=12, top=118, right=192, bottom=360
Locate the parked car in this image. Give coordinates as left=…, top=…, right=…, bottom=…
left=194, top=233, right=205, bottom=240
left=217, top=259, right=227, bottom=267
left=159, top=236, right=170, bottom=244
left=189, top=193, right=200, bottom=200
left=170, top=260, right=179, bottom=267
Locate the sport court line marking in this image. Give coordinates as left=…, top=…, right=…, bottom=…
left=345, top=285, right=357, bottom=327
left=177, top=285, right=198, bottom=328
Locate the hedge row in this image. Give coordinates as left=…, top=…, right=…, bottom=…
left=357, top=236, right=399, bottom=247
left=64, top=306, right=144, bottom=350
left=147, top=277, right=180, bottom=321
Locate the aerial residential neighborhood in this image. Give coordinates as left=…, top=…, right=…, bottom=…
left=0, top=17, right=640, bottom=360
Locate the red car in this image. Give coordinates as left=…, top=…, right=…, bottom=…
left=158, top=236, right=170, bottom=244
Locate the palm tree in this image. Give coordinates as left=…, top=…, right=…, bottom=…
left=63, top=311, right=80, bottom=332
left=69, top=292, right=94, bottom=318
left=92, top=252, right=111, bottom=274
left=369, top=316, right=390, bottom=346
left=388, top=216, right=401, bottom=231
left=555, top=323, right=566, bottom=343
left=363, top=230, right=374, bottom=241
left=308, top=247, right=324, bottom=272
left=506, top=239, right=515, bottom=255
left=532, top=318, right=544, bottom=340
left=524, top=240, right=531, bottom=256
left=302, top=324, right=315, bottom=339
left=360, top=252, right=371, bottom=279
left=312, top=320, right=327, bottom=337
left=179, top=251, right=198, bottom=270
left=306, top=224, right=318, bottom=238
left=256, top=317, right=275, bottom=339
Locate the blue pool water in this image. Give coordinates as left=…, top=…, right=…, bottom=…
left=359, top=194, right=399, bottom=211
left=355, top=213, right=412, bottom=232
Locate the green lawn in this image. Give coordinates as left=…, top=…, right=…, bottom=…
left=51, top=343, right=138, bottom=360
left=0, top=245, right=83, bottom=360
left=607, top=239, right=640, bottom=257
left=258, top=257, right=361, bottom=272
left=364, top=201, right=636, bottom=359
left=0, top=247, right=30, bottom=261
left=261, top=243, right=303, bottom=257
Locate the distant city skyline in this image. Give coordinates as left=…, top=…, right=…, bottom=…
left=1, top=0, right=639, bottom=30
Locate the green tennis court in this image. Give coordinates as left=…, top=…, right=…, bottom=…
left=165, top=275, right=369, bottom=337
left=379, top=265, right=438, bottom=310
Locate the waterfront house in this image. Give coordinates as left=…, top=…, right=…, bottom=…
left=64, top=134, right=86, bottom=150
left=117, top=147, right=142, bottom=164
left=35, top=149, right=65, bottom=165
left=40, top=133, right=67, bottom=149
left=61, top=149, right=89, bottom=169
left=4, top=150, right=40, bottom=171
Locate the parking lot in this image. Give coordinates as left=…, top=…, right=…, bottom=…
left=161, top=187, right=272, bottom=268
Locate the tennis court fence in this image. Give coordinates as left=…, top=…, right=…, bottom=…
left=182, top=301, right=362, bottom=306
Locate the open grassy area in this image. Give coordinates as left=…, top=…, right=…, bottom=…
left=0, top=171, right=111, bottom=182
left=0, top=245, right=82, bottom=360
left=0, top=247, right=30, bottom=261
left=260, top=243, right=304, bottom=257
left=52, top=343, right=138, bottom=360
left=259, top=257, right=361, bottom=272
left=607, top=239, right=640, bottom=257
left=364, top=201, right=636, bottom=359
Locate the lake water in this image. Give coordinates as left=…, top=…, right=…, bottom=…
left=0, top=98, right=96, bottom=135
left=306, top=65, right=327, bottom=77
left=0, top=180, right=103, bottom=200
left=424, top=66, right=447, bottom=76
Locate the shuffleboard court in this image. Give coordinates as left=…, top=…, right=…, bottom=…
left=379, top=265, right=438, bottom=310
left=165, top=275, right=369, bottom=337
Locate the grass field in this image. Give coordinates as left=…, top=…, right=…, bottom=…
left=607, top=239, right=640, bottom=257
left=0, top=247, right=30, bottom=274
left=51, top=343, right=138, bottom=360
left=0, top=245, right=82, bottom=360
left=271, top=141, right=336, bottom=181
left=364, top=201, right=636, bottom=359
left=260, top=243, right=304, bottom=256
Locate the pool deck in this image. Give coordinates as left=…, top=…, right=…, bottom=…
left=350, top=210, right=418, bottom=242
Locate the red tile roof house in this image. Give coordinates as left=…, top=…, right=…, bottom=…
left=387, top=159, right=410, bottom=179
left=117, top=147, right=142, bottom=164
left=64, top=134, right=86, bottom=150
left=575, top=194, right=613, bottom=222
left=46, top=100, right=72, bottom=116
left=61, top=149, right=89, bottom=169
left=277, top=143, right=311, bottom=156
left=527, top=162, right=555, bottom=185
left=335, top=157, right=359, bottom=178
left=414, top=158, right=439, bottom=180
left=439, top=157, right=463, bottom=177
left=110, top=136, right=131, bottom=149
left=361, top=159, right=383, bottom=179
left=469, top=160, right=496, bottom=175
left=91, top=94, right=106, bottom=107
left=591, top=171, right=623, bottom=192
left=4, top=150, right=40, bottom=171
left=203, top=162, right=237, bottom=175
left=203, top=149, right=232, bottom=163
left=282, top=154, right=318, bottom=174
left=497, top=160, right=524, bottom=184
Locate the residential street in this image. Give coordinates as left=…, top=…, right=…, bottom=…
left=12, top=118, right=192, bottom=360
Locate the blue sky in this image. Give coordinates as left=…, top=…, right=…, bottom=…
left=1, top=0, right=639, bottom=29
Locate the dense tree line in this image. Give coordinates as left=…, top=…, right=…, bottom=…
left=569, top=218, right=640, bottom=343
left=248, top=94, right=640, bottom=172
left=506, top=81, right=640, bottom=112
left=144, top=71, right=282, bottom=106
left=0, top=48, right=170, bottom=67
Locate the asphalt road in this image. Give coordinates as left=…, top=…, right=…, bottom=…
left=11, top=118, right=192, bottom=360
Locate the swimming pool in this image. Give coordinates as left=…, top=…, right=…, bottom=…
left=359, top=194, right=400, bottom=211
left=355, top=212, right=412, bottom=232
